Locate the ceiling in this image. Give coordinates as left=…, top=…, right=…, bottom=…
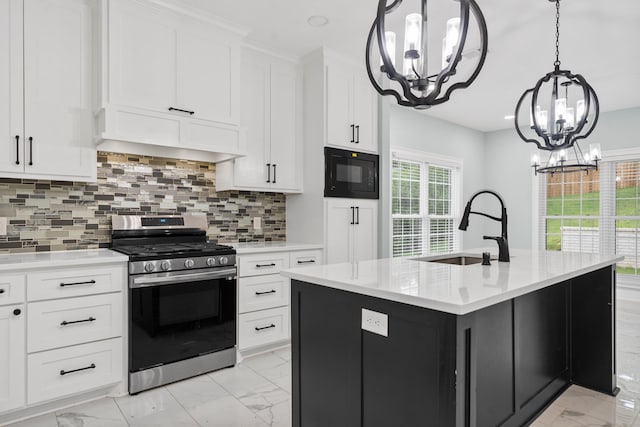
left=180, top=0, right=640, bottom=132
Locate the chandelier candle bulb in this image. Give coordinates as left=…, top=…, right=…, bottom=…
left=566, top=107, right=575, bottom=128
left=590, top=143, right=602, bottom=161
left=383, top=31, right=396, bottom=68
left=576, top=99, right=586, bottom=121
left=404, top=13, right=422, bottom=55
left=531, top=152, right=541, bottom=167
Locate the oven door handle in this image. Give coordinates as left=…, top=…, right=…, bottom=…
left=130, top=268, right=237, bottom=288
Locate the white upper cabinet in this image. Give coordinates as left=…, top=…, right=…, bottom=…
left=326, top=55, right=378, bottom=153
left=100, top=0, right=243, bottom=161
left=0, top=0, right=96, bottom=182
left=216, top=47, right=301, bottom=193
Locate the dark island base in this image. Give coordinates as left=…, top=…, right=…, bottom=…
left=291, top=266, right=616, bottom=427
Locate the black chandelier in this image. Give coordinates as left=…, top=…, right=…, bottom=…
left=514, top=0, right=600, bottom=158
left=365, top=0, right=488, bottom=109
left=530, top=142, right=601, bottom=176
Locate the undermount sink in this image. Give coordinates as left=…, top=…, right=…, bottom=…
left=412, top=255, right=496, bottom=266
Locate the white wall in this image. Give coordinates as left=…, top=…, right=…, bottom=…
left=387, top=105, right=487, bottom=255
left=483, top=107, right=640, bottom=250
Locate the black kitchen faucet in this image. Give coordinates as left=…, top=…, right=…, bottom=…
left=458, top=190, right=510, bottom=262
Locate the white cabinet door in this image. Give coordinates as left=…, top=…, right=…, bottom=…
left=233, top=49, right=270, bottom=188
left=353, top=200, right=378, bottom=262
left=352, top=70, right=377, bottom=153
left=0, top=0, right=23, bottom=176
left=0, top=304, right=25, bottom=413
left=326, top=60, right=353, bottom=149
left=178, top=27, right=238, bottom=125
left=326, top=199, right=355, bottom=264
left=269, top=60, right=298, bottom=191
left=109, top=0, right=176, bottom=114
left=23, top=0, right=95, bottom=180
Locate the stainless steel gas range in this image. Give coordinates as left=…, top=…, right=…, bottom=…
left=111, top=215, right=237, bottom=394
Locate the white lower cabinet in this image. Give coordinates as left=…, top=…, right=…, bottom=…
left=237, top=247, right=323, bottom=352
left=0, top=304, right=25, bottom=414
left=27, top=338, right=122, bottom=405
left=0, top=259, right=126, bottom=420
left=326, top=198, right=378, bottom=264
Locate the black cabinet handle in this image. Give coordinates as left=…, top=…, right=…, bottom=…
left=168, top=107, right=195, bottom=115
left=272, top=164, right=277, bottom=184
left=0, top=289, right=5, bottom=294
left=255, top=290, right=276, bottom=296
left=59, top=280, right=96, bottom=287
left=60, top=363, right=96, bottom=376
left=350, top=124, right=355, bottom=143
left=355, top=125, right=360, bottom=144
left=60, top=317, right=96, bottom=326
left=255, top=263, right=276, bottom=268
left=266, top=163, right=271, bottom=183
left=15, top=135, right=19, bottom=165
left=356, top=206, right=360, bottom=224
left=255, top=324, right=276, bottom=331
left=297, top=260, right=316, bottom=264
left=350, top=207, right=355, bottom=225
left=13, top=308, right=21, bottom=316
left=28, top=137, right=33, bottom=166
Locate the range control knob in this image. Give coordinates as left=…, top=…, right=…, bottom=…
left=206, top=258, right=216, bottom=267
left=160, top=261, right=171, bottom=271
left=219, top=256, right=229, bottom=265
left=184, top=259, right=195, bottom=268
left=144, top=263, right=155, bottom=272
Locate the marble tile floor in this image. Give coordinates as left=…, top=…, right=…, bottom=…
left=7, top=300, right=640, bottom=427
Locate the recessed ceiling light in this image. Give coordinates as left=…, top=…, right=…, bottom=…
left=504, top=115, right=515, bottom=120
left=307, top=15, right=329, bottom=27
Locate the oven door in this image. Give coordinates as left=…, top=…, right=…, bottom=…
left=324, top=147, right=379, bottom=199
left=129, top=268, right=236, bottom=373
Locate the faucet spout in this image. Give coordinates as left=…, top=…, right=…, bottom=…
left=458, top=190, right=510, bottom=262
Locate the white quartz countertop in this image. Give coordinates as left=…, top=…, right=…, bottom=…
left=0, top=249, right=129, bottom=272
left=231, top=242, right=323, bottom=254
left=280, top=249, right=624, bottom=315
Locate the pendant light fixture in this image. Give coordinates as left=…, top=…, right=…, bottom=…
left=514, top=0, right=600, bottom=163
left=365, top=0, right=488, bottom=109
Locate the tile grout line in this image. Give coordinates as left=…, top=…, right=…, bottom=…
left=163, top=385, right=206, bottom=427
left=112, top=396, right=134, bottom=427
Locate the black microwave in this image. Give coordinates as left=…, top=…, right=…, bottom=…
left=324, top=147, right=379, bottom=199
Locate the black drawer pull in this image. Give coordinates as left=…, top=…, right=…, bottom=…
left=255, top=324, right=276, bottom=331
left=60, top=317, right=96, bottom=326
left=0, top=289, right=5, bottom=294
left=297, top=259, right=316, bottom=264
left=60, top=280, right=96, bottom=287
left=13, top=308, right=21, bottom=316
left=60, top=363, right=96, bottom=376
left=255, top=290, right=276, bottom=296
left=15, top=135, right=20, bottom=165
left=168, top=107, right=195, bottom=115
left=255, top=263, right=276, bottom=268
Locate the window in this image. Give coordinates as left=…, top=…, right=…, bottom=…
left=392, top=151, right=461, bottom=257
left=538, top=153, right=640, bottom=286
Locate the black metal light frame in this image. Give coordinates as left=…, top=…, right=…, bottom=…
left=365, top=0, right=488, bottom=109
left=514, top=0, right=600, bottom=153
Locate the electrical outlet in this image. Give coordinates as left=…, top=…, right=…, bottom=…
left=361, top=308, right=388, bottom=337
left=0, top=217, right=6, bottom=236
left=253, top=217, right=262, bottom=230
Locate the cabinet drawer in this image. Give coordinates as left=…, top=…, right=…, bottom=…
left=239, top=253, right=290, bottom=277
left=239, top=275, right=290, bottom=314
left=238, top=306, right=289, bottom=350
left=28, top=293, right=123, bottom=353
left=0, top=274, right=26, bottom=306
left=27, top=338, right=123, bottom=405
left=27, top=265, right=124, bottom=301
left=289, top=250, right=323, bottom=268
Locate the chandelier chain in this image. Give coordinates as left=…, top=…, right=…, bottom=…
left=554, top=0, right=561, bottom=67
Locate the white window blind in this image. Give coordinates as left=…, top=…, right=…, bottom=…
left=392, top=154, right=461, bottom=257
left=538, top=155, right=640, bottom=286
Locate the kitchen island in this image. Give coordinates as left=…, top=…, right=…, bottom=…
left=281, top=249, right=623, bottom=427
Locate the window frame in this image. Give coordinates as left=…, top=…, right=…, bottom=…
left=534, top=147, right=640, bottom=288
left=390, top=148, right=463, bottom=258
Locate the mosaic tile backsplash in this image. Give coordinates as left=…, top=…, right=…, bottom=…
left=0, top=152, right=286, bottom=254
